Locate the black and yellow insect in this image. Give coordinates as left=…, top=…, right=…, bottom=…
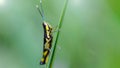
left=36, top=0, right=53, bottom=65
left=40, top=22, right=53, bottom=65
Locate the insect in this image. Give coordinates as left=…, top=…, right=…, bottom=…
left=40, top=22, right=53, bottom=65
left=36, top=0, right=53, bottom=65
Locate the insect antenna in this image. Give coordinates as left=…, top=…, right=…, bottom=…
left=36, top=0, right=45, bottom=21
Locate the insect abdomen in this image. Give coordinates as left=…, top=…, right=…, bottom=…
left=40, top=49, right=50, bottom=65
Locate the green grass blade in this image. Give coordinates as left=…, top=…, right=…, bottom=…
left=48, top=0, right=69, bottom=68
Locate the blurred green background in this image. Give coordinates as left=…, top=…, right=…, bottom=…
left=0, top=0, right=120, bottom=68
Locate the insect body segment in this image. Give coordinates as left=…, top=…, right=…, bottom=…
left=43, top=22, right=53, bottom=49
left=40, top=49, right=50, bottom=65
left=40, top=21, right=53, bottom=65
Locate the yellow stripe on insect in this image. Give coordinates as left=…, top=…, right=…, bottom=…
left=43, top=50, right=48, bottom=56
left=45, top=56, right=49, bottom=63
left=40, top=58, right=44, bottom=62
left=45, top=44, right=50, bottom=49
left=46, top=31, right=50, bottom=38
left=46, top=25, right=49, bottom=31
left=44, top=38, right=51, bottom=49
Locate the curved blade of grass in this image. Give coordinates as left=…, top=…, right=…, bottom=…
left=48, top=0, right=69, bottom=68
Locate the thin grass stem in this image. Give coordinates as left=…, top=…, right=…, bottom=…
left=48, top=0, right=69, bottom=68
